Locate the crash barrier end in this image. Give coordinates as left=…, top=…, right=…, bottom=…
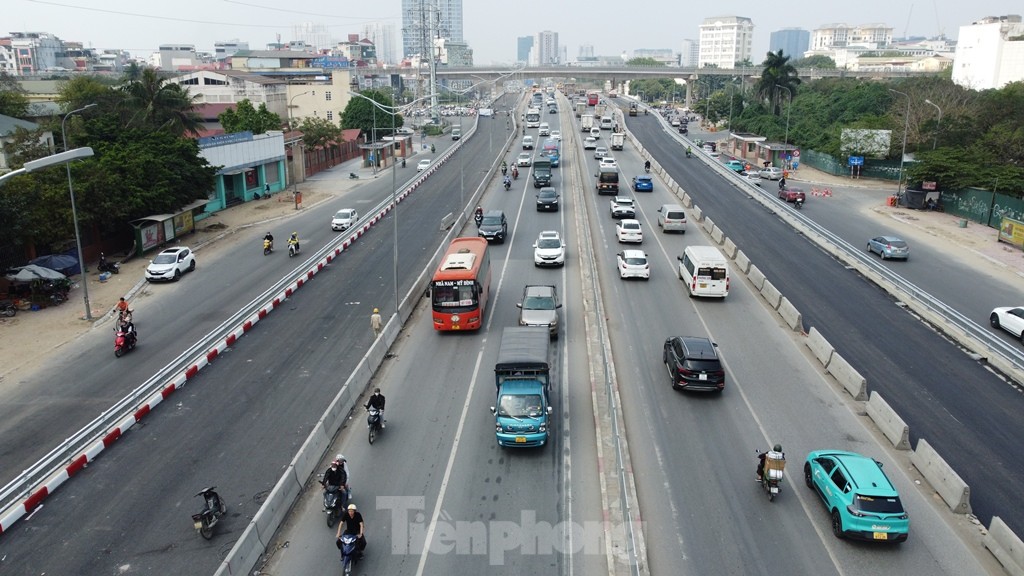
left=440, top=212, right=455, bottom=231
left=805, top=327, right=835, bottom=367
left=760, top=279, right=782, bottom=310
left=824, top=353, right=868, bottom=401
left=911, top=438, right=972, bottom=514
left=865, top=392, right=911, bottom=450
left=985, top=517, right=1024, bottom=576
left=777, top=297, right=803, bottom=332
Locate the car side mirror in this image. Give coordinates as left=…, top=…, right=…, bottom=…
left=677, top=256, right=683, bottom=261
left=516, top=303, right=522, bottom=308
left=532, top=242, right=538, bottom=248
left=490, top=406, right=496, bottom=415
left=556, top=303, right=563, bottom=309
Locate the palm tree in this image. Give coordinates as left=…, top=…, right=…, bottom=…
left=121, top=68, right=202, bottom=136
left=755, top=50, right=801, bottom=115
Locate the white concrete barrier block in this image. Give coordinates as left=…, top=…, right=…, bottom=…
left=703, top=216, right=715, bottom=234
left=710, top=225, right=725, bottom=244
left=747, top=264, right=766, bottom=291
left=911, top=438, right=972, bottom=514
left=734, top=250, right=751, bottom=274
left=251, top=467, right=302, bottom=547
left=985, top=516, right=1024, bottom=576
left=214, top=522, right=264, bottom=576
left=291, top=421, right=331, bottom=480
left=824, top=353, right=868, bottom=401
left=692, top=205, right=703, bottom=222
left=777, top=296, right=803, bottom=332
left=805, top=327, right=834, bottom=367
left=865, top=392, right=911, bottom=450
left=681, top=192, right=692, bottom=208
left=760, top=279, right=782, bottom=309
left=721, top=238, right=738, bottom=259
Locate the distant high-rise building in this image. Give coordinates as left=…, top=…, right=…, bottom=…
left=291, top=22, right=331, bottom=52
left=679, top=39, right=699, bottom=67
left=769, top=28, right=810, bottom=59
left=953, top=14, right=1024, bottom=90
left=215, top=40, right=249, bottom=61
left=533, top=30, right=559, bottom=65
left=362, top=22, right=397, bottom=64
left=401, top=0, right=464, bottom=58
left=517, top=36, right=533, bottom=63
left=698, top=16, right=754, bottom=69
left=578, top=44, right=594, bottom=59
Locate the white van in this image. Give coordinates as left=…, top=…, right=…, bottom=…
left=657, top=204, right=687, bottom=233
left=677, top=245, right=730, bottom=298
left=538, top=122, right=550, bottom=136
left=590, top=127, right=601, bottom=139
left=600, top=116, right=614, bottom=130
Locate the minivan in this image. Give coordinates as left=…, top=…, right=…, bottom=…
left=600, top=116, right=613, bottom=130
left=451, top=127, right=461, bottom=140
left=657, top=204, right=687, bottom=233
left=538, top=123, right=550, bottom=136
left=677, top=245, right=729, bottom=298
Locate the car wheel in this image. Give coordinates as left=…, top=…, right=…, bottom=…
left=831, top=509, right=845, bottom=539
left=866, top=243, right=873, bottom=254
left=990, top=313, right=1001, bottom=329
left=804, top=462, right=813, bottom=489
left=189, top=260, right=196, bottom=272
left=173, top=269, right=181, bottom=281
left=665, top=362, right=678, bottom=389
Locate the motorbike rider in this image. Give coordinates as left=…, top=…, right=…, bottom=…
left=778, top=177, right=787, bottom=191
left=503, top=175, right=512, bottom=189
left=511, top=166, right=519, bottom=179
left=644, top=160, right=651, bottom=172
left=757, top=444, right=785, bottom=482
left=322, top=457, right=348, bottom=507
left=501, top=161, right=508, bottom=176
left=365, top=388, right=386, bottom=428
left=264, top=232, right=274, bottom=250
left=474, top=206, right=483, bottom=224
left=288, top=232, right=300, bottom=252
left=336, top=503, right=367, bottom=559
left=685, top=146, right=692, bottom=158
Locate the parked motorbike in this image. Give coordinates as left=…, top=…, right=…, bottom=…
left=321, top=481, right=347, bottom=527
left=338, top=533, right=360, bottom=575
left=192, top=487, right=226, bottom=539
left=0, top=299, right=16, bottom=317
left=794, top=198, right=804, bottom=210
left=114, top=322, right=137, bottom=357
left=349, top=173, right=359, bottom=179
left=263, top=239, right=273, bottom=255
left=98, top=253, right=120, bottom=274
left=288, top=242, right=300, bottom=258
left=367, top=407, right=383, bottom=444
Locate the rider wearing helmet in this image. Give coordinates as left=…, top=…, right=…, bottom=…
left=644, top=160, right=651, bottom=171
left=322, top=457, right=348, bottom=504
left=757, top=444, right=785, bottom=482
left=365, top=387, right=386, bottom=428
left=288, top=232, right=300, bottom=252
left=336, top=503, right=367, bottom=557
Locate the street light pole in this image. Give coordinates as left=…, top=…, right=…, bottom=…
left=62, top=103, right=96, bottom=321
left=924, top=99, right=942, bottom=150
left=777, top=86, right=793, bottom=167
left=889, top=88, right=911, bottom=198
left=287, top=91, right=310, bottom=195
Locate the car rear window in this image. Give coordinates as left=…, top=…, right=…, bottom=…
left=697, top=266, right=727, bottom=280
left=888, top=241, right=908, bottom=248
left=854, top=494, right=905, bottom=514
left=665, top=211, right=685, bottom=220
left=624, top=257, right=647, bottom=265
left=686, top=358, right=722, bottom=372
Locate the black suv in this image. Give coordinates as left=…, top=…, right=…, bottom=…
left=662, top=336, right=725, bottom=392
left=478, top=210, right=508, bottom=243
left=536, top=188, right=559, bottom=211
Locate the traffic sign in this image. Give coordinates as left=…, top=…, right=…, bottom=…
left=793, top=150, right=800, bottom=158
left=848, top=156, right=864, bottom=166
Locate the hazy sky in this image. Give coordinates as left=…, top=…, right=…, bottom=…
left=10, top=0, right=1019, bottom=64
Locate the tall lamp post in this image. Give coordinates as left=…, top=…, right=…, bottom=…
left=287, top=91, right=310, bottom=195
left=62, top=103, right=96, bottom=321
left=777, top=86, right=793, bottom=168
left=889, top=89, right=911, bottom=198
left=924, top=99, right=942, bottom=150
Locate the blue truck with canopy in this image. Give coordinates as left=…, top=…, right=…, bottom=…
left=491, top=327, right=552, bottom=447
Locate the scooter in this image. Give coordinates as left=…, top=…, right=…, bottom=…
left=338, top=533, right=360, bottom=575
left=98, top=253, right=120, bottom=274
left=685, top=150, right=692, bottom=158
left=474, top=212, right=483, bottom=227
left=321, top=482, right=347, bottom=527
left=503, top=179, right=511, bottom=191
left=512, top=168, right=519, bottom=180
left=367, top=407, right=383, bottom=444
left=757, top=453, right=785, bottom=502
left=192, top=487, right=226, bottom=539
left=114, top=323, right=137, bottom=357
left=263, top=239, right=273, bottom=255
left=288, top=242, right=300, bottom=258
left=793, top=198, right=804, bottom=210
left=0, top=299, right=16, bottom=317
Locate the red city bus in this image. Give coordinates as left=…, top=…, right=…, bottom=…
left=431, top=237, right=491, bottom=331
left=587, top=93, right=599, bottom=106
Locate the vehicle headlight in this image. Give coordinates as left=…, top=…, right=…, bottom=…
left=496, top=425, right=503, bottom=432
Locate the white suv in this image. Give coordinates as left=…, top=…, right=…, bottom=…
left=533, top=230, right=566, bottom=267
left=610, top=196, right=636, bottom=219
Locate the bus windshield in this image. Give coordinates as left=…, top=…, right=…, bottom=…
left=432, top=280, right=479, bottom=310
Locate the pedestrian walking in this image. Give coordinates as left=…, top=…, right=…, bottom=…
left=370, top=308, right=382, bottom=338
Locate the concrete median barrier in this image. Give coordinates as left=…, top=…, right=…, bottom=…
left=865, top=392, right=911, bottom=450
left=734, top=250, right=751, bottom=274
left=985, top=516, right=1024, bottom=576
left=760, top=279, right=782, bottom=310
left=824, top=353, right=867, bottom=400
left=291, top=421, right=331, bottom=480
left=215, top=521, right=264, bottom=576
left=805, top=327, right=834, bottom=366
left=440, top=212, right=455, bottom=230
left=681, top=192, right=692, bottom=208
left=692, top=205, right=703, bottom=222
left=747, top=264, right=766, bottom=291
left=777, top=297, right=803, bottom=332
left=251, top=467, right=302, bottom=544
left=721, top=238, right=738, bottom=259
left=710, top=224, right=725, bottom=244
left=911, top=438, right=972, bottom=514
left=703, top=216, right=715, bottom=234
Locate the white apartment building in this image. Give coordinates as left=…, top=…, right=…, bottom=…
left=952, top=15, right=1024, bottom=90
left=532, top=31, right=559, bottom=65
left=698, top=16, right=754, bottom=69
left=680, top=39, right=699, bottom=67
left=811, top=24, right=893, bottom=50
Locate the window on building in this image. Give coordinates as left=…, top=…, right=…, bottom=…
left=327, top=110, right=333, bottom=121
left=325, top=91, right=332, bottom=101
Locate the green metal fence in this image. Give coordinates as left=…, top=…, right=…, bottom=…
left=801, top=149, right=907, bottom=181
left=939, top=187, right=1024, bottom=228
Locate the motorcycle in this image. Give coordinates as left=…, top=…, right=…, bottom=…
left=288, top=242, right=300, bottom=258
left=757, top=452, right=785, bottom=502
left=503, top=179, right=511, bottom=191
left=114, top=322, right=137, bottom=357
left=263, top=239, right=273, bottom=255
left=338, top=533, right=360, bottom=575
left=192, top=487, right=226, bottom=539
left=0, top=299, right=16, bottom=318
left=474, top=212, right=483, bottom=227
left=501, top=166, right=507, bottom=177
left=98, top=253, right=120, bottom=274
left=794, top=198, right=804, bottom=210
left=512, top=168, right=519, bottom=180
left=322, top=482, right=347, bottom=527
left=367, top=407, right=383, bottom=444
left=644, top=165, right=651, bottom=173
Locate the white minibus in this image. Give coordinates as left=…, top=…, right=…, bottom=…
left=677, top=245, right=730, bottom=298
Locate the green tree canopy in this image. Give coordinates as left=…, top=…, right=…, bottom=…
left=0, top=72, right=30, bottom=118
left=626, top=57, right=664, bottom=67
left=754, top=50, right=802, bottom=115
left=218, top=99, right=283, bottom=134
left=791, top=55, right=837, bottom=69
left=341, top=89, right=402, bottom=139
left=299, top=116, right=342, bottom=149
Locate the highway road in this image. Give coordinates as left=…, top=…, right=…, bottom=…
left=0, top=97, right=518, bottom=573
left=259, top=95, right=991, bottom=575
left=624, top=110, right=1024, bottom=536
